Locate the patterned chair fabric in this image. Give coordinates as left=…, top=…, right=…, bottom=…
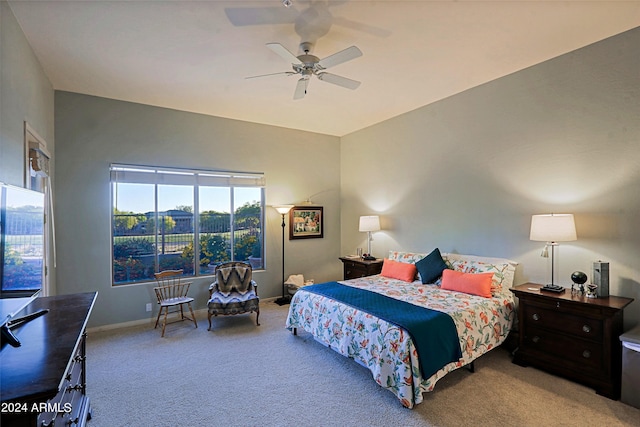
left=208, top=262, right=260, bottom=330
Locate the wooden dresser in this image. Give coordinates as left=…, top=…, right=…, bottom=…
left=339, top=257, right=383, bottom=280
left=511, top=283, right=633, bottom=399
left=1, top=292, right=97, bottom=427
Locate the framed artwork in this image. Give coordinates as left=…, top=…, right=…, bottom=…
left=289, top=206, right=323, bottom=239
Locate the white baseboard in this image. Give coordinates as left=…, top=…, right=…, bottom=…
left=87, top=297, right=281, bottom=334
left=87, top=308, right=209, bottom=334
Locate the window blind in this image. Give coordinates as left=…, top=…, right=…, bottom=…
left=110, top=164, right=265, bottom=187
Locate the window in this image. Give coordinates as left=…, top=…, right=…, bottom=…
left=110, top=164, right=265, bottom=286
left=0, top=183, right=45, bottom=296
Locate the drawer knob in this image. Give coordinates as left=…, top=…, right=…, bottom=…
left=582, top=350, right=591, bottom=359
left=582, top=325, right=591, bottom=333
left=532, top=313, right=540, bottom=321
left=532, top=336, right=540, bottom=343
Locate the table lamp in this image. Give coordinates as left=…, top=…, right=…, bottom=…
left=359, top=215, right=380, bottom=258
left=530, top=213, right=577, bottom=286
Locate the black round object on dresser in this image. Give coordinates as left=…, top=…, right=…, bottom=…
left=571, top=271, right=588, bottom=285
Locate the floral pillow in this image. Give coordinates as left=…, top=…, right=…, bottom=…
left=388, top=251, right=428, bottom=265
left=444, top=254, right=518, bottom=291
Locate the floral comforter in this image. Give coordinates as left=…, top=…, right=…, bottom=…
left=285, top=275, right=516, bottom=408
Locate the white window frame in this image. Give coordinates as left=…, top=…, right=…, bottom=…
left=24, top=122, right=52, bottom=296
left=110, top=164, right=266, bottom=286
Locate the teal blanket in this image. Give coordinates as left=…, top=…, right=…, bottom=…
left=302, top=281, right=462, bottom=379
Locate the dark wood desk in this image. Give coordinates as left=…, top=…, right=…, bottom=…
left=1, top=292, right=97, bottom=427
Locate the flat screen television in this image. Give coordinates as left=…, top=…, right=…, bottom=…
left=0, top=182, right=45, bottom=299
left=0, top=183, right=46, bottom=347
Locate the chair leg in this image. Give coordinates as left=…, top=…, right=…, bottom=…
left=187, top=303, right=197, bottom=328
left=154, top=305, right=162, bottom=329
left=161, top=306, right=169, bottom=337
left=207, top=311, right=212, bottom=331
left=255, top=308, right=260, bottom=326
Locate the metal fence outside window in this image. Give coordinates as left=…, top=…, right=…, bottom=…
left=112, top=212, right=261, bottom=284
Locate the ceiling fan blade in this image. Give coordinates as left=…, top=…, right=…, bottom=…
left=225, top=7, right=298, bottom=26
left=266, top=43, right=303, bottom=65
left=332, top=16, right=392, bottom=38
left=317, top=46, right=363, bottom=69
left=317, top=73, right=361, bottom=90
left=293, top=77, right=309, bottom=100
left=246, top=71, right=296, bottom=79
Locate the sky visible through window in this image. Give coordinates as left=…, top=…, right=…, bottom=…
left=114, top=184, right=260, bottom=213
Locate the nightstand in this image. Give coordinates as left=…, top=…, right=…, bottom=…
left=510, top=283, right=633, bottom=399
left=339, top=257, right=383, bottom=280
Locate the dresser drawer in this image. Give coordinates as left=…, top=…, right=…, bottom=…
left=522, top=303, right=603, bottom=342
left=343, top=261, right=368, bottom=279
left=523, top=326, right=603, bottom=374
left=511, top=284, right=634, bottom=400
left=37, top=337, right=88, bottom=427
left=340, top=257, right=383, bottom=280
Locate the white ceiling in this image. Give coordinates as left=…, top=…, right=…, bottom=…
left=8, top=1, right=640, bottom=136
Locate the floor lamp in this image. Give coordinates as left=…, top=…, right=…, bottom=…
left=530, top=213, right=577, bottom=286
left=274, top=205, right=293, bottom=305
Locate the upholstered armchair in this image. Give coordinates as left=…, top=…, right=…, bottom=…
left=208, top=262, right=260, bottom=330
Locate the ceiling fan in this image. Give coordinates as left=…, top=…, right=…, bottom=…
left=248, top=42, right=363, bottom=100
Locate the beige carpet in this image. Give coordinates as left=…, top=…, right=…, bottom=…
left=86, top=301, right=640, bottom=427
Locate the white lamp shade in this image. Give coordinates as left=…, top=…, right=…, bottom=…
left=273, top=205, right=294, bottom=215
left=530, top=214, right=577, bottom=242
left=359, top=215, right=380, bottom=232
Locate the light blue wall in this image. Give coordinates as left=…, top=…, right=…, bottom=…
left=54, top=92, right=341, bottom=327
left=340, top=27, right=640, bottom=328
left=0, top=1, right=54, bottom=186
left=0, top=1, right=56, bottom=292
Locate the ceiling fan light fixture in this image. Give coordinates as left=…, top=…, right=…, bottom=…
left=282, top=0, right=293, bottom=8
left=254, top=42, right=363, bottom=99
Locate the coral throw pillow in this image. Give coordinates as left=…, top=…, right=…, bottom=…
left=441, top=269, right=494, bottom=298
left=380, top=258, right=417, bottom=282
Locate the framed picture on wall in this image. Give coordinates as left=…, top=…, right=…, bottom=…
left=289, top=206, right=323, bottom=239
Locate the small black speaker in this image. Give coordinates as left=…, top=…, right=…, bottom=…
left=593, top=261, right=609, bottom=298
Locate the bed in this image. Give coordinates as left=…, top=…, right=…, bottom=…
left=285, top=250, right=518, bottom=408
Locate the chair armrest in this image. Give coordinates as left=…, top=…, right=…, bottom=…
left=251, top=280, right=258, bottom=296
left=209, top=281, right=218, bottom=298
